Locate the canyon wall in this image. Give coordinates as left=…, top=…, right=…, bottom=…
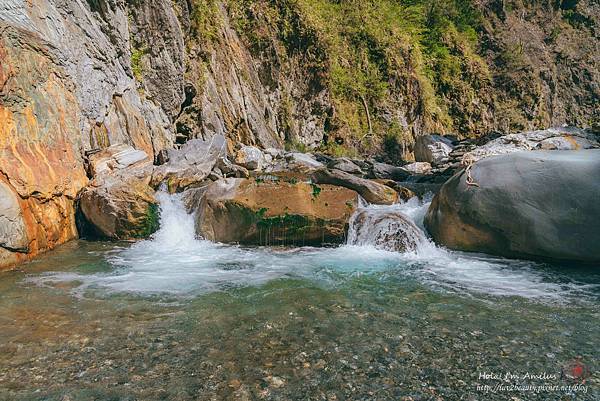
left=0, top=0, right=598, bottom=268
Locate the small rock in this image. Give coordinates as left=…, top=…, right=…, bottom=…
left=266, top=376, right=285, bottom=388
left=403, top=162, right=432, bottom=175
left=414, top=135, right=454, bottom=166
left=329, top=158, right=364, bottom=175
left=235, top=146, right=267, bottom=170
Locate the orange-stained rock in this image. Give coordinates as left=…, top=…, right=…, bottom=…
left=0, top=26, right=88, bottom=269
left=79, top=162, right=160, bottom=240
left=190, top=178, right=359, bottom=245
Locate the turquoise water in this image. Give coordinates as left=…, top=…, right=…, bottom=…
left=0, top=195, right=598, bottom=400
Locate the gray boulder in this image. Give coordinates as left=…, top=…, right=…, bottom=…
left=265, top=152, right=325, bottom=180
left=370, top=162, right=410, bottom=181
left=152, top=135, right=227, bottom=192
left=329, top=158, right=364, bottom=175
left=424, top=150, right=600, bottom=263
left=311, top=169, right=397, bottom=205
left=414, top=135, right=454, bottom=165
left=403, top=162, right=432, bottom=175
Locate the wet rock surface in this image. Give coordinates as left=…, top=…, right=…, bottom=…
left=189, top=178, right=358, bottom=245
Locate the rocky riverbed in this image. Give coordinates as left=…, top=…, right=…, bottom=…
left=1, top=219, right=599, bottom=400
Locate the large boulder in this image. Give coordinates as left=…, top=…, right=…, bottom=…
left=370, top=162, right=410, bottom=181
left=189, top=178, right=359, bottom=245
left=329, top=158, right=364, bottom=175
left=312, top=169, right=398, bottom=205
left=424, top=150, right=600, bottom=263
left=414, top=135, right=454, bottom=165
left=88, top=144, right=150, bottom=176
left=152, top=135, right=227, bottom=192
left=80, top=146, right=159, bottom=240
left=80, top=172, right=160, bottom=240
left=265, top=152, right=325, bottom=180
left=403, top=162, right=432, bottom=175
left=348, top=208, right=426, bottom=252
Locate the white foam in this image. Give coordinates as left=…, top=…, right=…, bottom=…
left=30, top=191, right=598, bottom=302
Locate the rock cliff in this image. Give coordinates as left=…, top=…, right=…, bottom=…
left=0, top=0, right=598, bottom=267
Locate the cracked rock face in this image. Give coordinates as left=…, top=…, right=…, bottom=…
left=0, top=182, right=28, bottom=253
left=1, top=0, right=177, bottom=156
left=0, top=23, right=88, bottom=269
left=0, top=0, right=184, bottom=268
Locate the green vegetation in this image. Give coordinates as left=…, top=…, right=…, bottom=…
left=130, top=46, right=145, bottom=82
left=135, top=203, right=160, bottom=238
left=227, top=0, right=489, bottom=154
left=191, top=0, right=221, bottom=41
left=310, top=183, right=321, bottom=199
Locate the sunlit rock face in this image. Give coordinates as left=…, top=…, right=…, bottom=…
left=187, top=178, right=359, bottom=246
left=425, top=150, right=600, bottom=263
left=0, top=0, right=182, bottom=267
left=0, top=25, right=88, bottom=269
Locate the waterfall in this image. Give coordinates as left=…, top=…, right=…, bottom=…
left=31, top=191, right=599, bottom=302
left=346, top=197, right=428, bottom=253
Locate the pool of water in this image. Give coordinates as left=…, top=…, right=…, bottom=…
left=0, top=194, right=598, bottom=400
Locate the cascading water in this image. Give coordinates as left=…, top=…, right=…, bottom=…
left=30, top=190, right=600, bottom=303
left=10, top=192, right=599, bottom=401
left=346, top=197, right=427, bottom=252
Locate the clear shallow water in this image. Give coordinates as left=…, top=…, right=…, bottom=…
left=0, top=193, right=599, bottom=400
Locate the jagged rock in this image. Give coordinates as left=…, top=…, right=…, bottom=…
left=348, top=209, right=425, bottom=252
left=0, top=182, right=28, bottom=253
left=88, top=144, right=151, bottom=176
left=80, top=168, right=159, bottom=240
left=217, top=158, right=250, bottom=178
left=266, top=152, right=325, bottom=180
left=373, top=180, right=416, bottom=201
left=152, top=135, right=227, bottom=192
left=190, top=178, right=359, bottom=245
left=127, top=0, right=186, bottom=120
left=370, top=162, right=410, bottom=181
left=0, top=1, right=176, bottom=157
left=235, top=146, right=267, bottom=170
left=264, top=148, right=284, bottom=159
left=465, top=127, right=599, bottom=162
left=0, top=25, right=88, bottom=269
left=402, top=162, right=432, bottom=175
left=329, top=158, right=364, bottom=175
left=414, top=135, right=454, bottom=165
left=312, top=169, right=398, bottom=205
left=425, top=150, right=600, bottom=263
